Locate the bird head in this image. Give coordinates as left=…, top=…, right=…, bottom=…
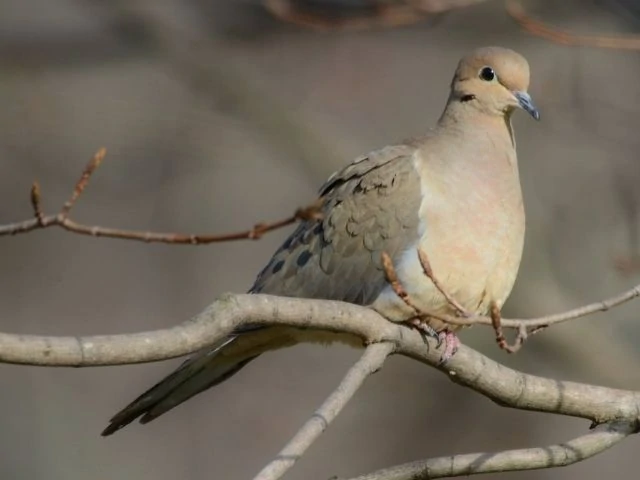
left=450, top=46, right=539, bottom=121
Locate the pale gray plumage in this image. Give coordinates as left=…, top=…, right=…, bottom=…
left=102, top=46, right=539, bottom=436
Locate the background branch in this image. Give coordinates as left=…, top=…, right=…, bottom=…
left=343, top=421, right=637, bottom=480
left=254, top=342, right=395, bottom=480
left=0, top=149, right=321, bottom=244
left=506, top=0, right=640, bottom=50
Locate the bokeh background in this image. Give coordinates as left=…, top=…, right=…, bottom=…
left=1, top=1, right=640, bottom=479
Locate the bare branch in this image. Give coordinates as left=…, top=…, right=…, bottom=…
left=264, top=0, right=424, bottom=31
left=343, top=421, right=637, bottom=480
left=506, top=0, right=640, bottom=50
left=505, top=282, right=640, bottom=327
left=0, top=149, right=322, bottom=244
left=29, top=181, right=44, bottom=225
left=1, top=294, right=639, bottom=426
left=263, top=0, right=487, bottom=32
left=60, top=147, right=106, bottom=217
left=0, top=295, right=394, bottom=367
left=421, top=282, right=640, bottom=332
left=253, top=342, right=395, bottom=480
left=1, top=292, right=640, bottom=477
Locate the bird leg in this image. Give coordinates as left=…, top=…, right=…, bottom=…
left=417, top=248, right=470, bottom=363
left=381, top=252, right=438, bottom=339
left=381, top=251, right=460, bottom=363
left=490, top=301, right=528, bottom=353
left=381, top=252, right=423, bottom=313
left=417, top=249, right=470, bottom=317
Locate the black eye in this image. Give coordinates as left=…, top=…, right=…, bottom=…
left=479, top=66, right=495, bottom=82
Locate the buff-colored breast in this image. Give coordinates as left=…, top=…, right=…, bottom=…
left=372, top=121, right=525, bottom=329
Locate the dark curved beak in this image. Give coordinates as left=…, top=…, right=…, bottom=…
left=513, top=91, right=540, bottom=121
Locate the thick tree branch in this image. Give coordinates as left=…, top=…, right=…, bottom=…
left=1, top=293, right=640, bottom=426
left=343, top=421, right=637, bottom=480
left=1, top=293, right=640, bottom=478
left=254, top=342, right=395, bottom=480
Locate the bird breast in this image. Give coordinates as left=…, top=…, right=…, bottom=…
left=387, top=137, right=525, bottom=320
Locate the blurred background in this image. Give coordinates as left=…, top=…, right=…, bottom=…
left=1, top=0, right=640, bottom=479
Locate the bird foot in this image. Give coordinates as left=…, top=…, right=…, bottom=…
left=436, top=330, right=460, bottom=365
left=404, top=318, right=459, bottom=365
left=405, top=317, right=439, bottom=341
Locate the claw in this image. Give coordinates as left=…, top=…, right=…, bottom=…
left=403, top=319, right=460, bottom=364
left=405, top=317, right=439, bottom=342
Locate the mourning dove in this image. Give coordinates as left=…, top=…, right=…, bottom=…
left=102, top=46, right=539, bottom=436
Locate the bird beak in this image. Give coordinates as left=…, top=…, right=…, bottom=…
left=513, top=91, right=540, bottom=120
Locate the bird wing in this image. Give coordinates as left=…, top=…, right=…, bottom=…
left=251, top=143, right=422, bottom=305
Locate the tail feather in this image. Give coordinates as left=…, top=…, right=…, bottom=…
left=138, top=355, right=257, bottom=424
left=101, top=336, right=257, bottom=436
left=101, top=326, right=303, bottom=436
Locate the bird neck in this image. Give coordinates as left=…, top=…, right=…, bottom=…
left=437, top=96, right=516, bottom=149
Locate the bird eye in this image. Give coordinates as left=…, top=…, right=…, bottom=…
left=479, top=66, right=496, bottom=82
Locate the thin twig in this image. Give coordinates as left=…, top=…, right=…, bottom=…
left=506, top=0, right=640, bottom=50
left=0, top=149, right=323, bottom=244
left=414, top=282, right=640, bottom=332
left=343, top=421, right=637, bottom=480
left=506, top=283, right=640, bottom=328
left=29, top=181, right=44, bottom=225
left=253, top=342, right=395, bottom=480
left=61, top=147, right=106, bottom=217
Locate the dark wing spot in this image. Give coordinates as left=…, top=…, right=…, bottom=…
left=271, top=260, right=285, bottom=274
left=281, top=235, right=294, bottom=251
left=296, top=250, right=313, bottom=268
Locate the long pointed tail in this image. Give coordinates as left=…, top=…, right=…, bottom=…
left=102, top=328, right=294, bottom=436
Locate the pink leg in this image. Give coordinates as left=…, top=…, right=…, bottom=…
left=404, top=319, right=460, bottom=364
left=437, top=330, right=460, bottom=365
